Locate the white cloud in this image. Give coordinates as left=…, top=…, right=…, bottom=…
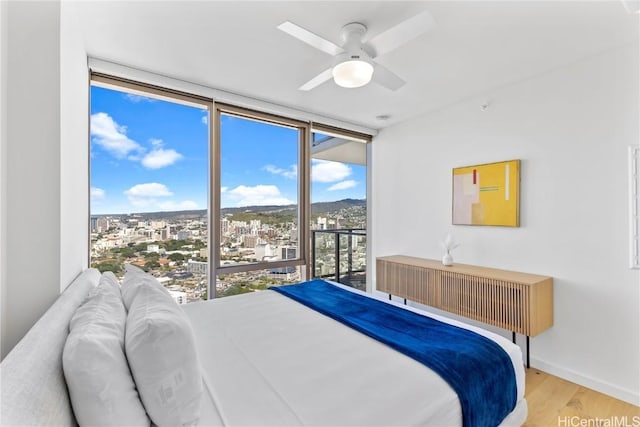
left=263, top=164, right=297, bottom=179
left=141, top=147, right=183, bottom=169
left=124, top=183, right=178, bottom=208
left=124, top=183, right=173, bottom=207
left=125, top=183, right=173, bottom=198
left=158, top=200, right=199, bottom=211
left=90, top=187, right=105, bottom=199
left=224, top=185, right=292, bottom=207
left=201, top=115, right=208, bottom=125
left=311, top=159, right=352, bottom=183
left=221, top=186, right=228, bottom=193
left=125, top=93, right=155, bottom=103
left=90, top=116, right=182, bottom=170
left=327, top=180, right=357, bottom=191
left=150, top=138, right=163, bottom=148
left=123, top=183, right=197, bottom=211
left=90, top=112, right=143, bottom=159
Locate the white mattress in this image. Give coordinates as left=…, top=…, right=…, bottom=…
left=182, top=282, right=527, bottom=426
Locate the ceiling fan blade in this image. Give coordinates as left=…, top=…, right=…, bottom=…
left=299, top=68, right=334, bottom=91
left=367, top=11, right=436, bottom=58
left=277, top=21, right=344, bottom=57
left=373, top=63, right=405, bottom=91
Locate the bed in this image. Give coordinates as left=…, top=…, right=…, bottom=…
left=183, top=280, right=527, bottom=426
left=0, top=268, right=527, bottom=426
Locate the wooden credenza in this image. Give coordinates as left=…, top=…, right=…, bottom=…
left=376, top=255, right=553, bottom=367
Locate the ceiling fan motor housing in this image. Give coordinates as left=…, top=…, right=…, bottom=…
left=336, top=22, right=373, bottom=66
left=340, top=22, right=368, bottom=51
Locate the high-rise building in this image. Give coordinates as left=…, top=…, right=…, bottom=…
left=255, top=243, right=275, bottom=261
left=150, top=220, right=166, bottom=230
left=187, top=260, right=208, bottom=275
left=96, top=218, right=110, bottom=233
left=281, top=246, right=297, bottom=260
left=317, top=217, right=327, bottom=230
left=243, top=235, right=259, bottom=248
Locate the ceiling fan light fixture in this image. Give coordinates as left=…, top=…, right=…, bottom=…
left=332, top=57, right=374, bottom=88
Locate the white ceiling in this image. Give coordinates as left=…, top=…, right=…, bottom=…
left=71, top=1, right=638, bottom=131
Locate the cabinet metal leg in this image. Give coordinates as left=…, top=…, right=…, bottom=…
left=514, top=332, right=530, bottom=368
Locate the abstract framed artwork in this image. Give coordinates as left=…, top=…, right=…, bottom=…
left=452, top=159, right=520, bottom=227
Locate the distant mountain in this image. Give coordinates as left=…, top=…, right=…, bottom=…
left=92, top=210, right=206, bottom=221
left=310, top=198, right=366, bottom=214
left=221, top=198, right=365, bottom=216
left=92, top=199, right=366, bottom=220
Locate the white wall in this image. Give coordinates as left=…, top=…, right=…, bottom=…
left=2, top=0, right=62, bottom=359
left=0, top=0, right=90, bottom=359
left=60, top=1, right=89, bottom=290
left=372, top=44, right=640, bottom=405
left=0, top=0, right=8, bottom=359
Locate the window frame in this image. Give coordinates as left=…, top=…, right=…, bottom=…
left=88, top=71, right=374, bottom=299
left=212, top=103, right=310, bottom=285
left=308, top=123, right=372, bottom=283
left=89, top=72, right=214, bottom=300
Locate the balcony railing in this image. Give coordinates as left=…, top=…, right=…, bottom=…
left=311, top=229, right=366, bottom=291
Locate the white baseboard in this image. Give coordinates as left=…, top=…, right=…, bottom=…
left=531, top=357, right=640, bottom=407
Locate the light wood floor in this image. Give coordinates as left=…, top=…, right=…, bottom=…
left=525, top=369, right=640, bottom=426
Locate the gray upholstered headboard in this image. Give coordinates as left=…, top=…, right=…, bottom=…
left=0, top=268, right=101, bottom=426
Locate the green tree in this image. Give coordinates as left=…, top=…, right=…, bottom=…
left=168, top=253, right=185, bottom=262
left=120, top=247, right=136, bottom=258
left=133, top=243, right=147, bottom=252
left=143, top=260, right=160, bottom=271
left=142, top=251, right=160, bottom=261
left=92, top=262, right=122, bottom=274
left=163, top=239, right=189, bottom=251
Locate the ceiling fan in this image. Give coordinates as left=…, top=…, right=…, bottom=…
left=277, top=11, right=436, bottom=91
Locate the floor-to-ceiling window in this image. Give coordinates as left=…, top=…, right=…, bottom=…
left=213, top=105, right=309, bottom=297
left=89, top=74, right=212, bottom=303
left=310, top=124, right=369, bottom=290
left=89, top=74, right=371, bottom=299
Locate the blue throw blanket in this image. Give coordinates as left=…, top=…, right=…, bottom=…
left=270, top=280, right=517, bottom=427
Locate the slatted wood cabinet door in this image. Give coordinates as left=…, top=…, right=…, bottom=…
left=376, top=255, right=553, bottom=337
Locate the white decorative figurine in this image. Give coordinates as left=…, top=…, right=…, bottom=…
left=441, top=233, right=459, bottom=266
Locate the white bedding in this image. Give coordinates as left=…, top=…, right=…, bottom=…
left=182, top=282, right=527, bottom=426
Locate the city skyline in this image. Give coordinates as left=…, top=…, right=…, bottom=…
left=90, top=85, right=366, bottom=215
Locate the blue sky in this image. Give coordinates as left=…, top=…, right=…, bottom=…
left=90, top=85, right=366, bottom=215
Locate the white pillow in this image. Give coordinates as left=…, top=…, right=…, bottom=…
left=125, top=271, right=202, bottom=427
left=121, top=264, right=172, bottom=310
left=63, top=271, right=150, bottom=426
left=121, top=264, right=151, bottom=310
